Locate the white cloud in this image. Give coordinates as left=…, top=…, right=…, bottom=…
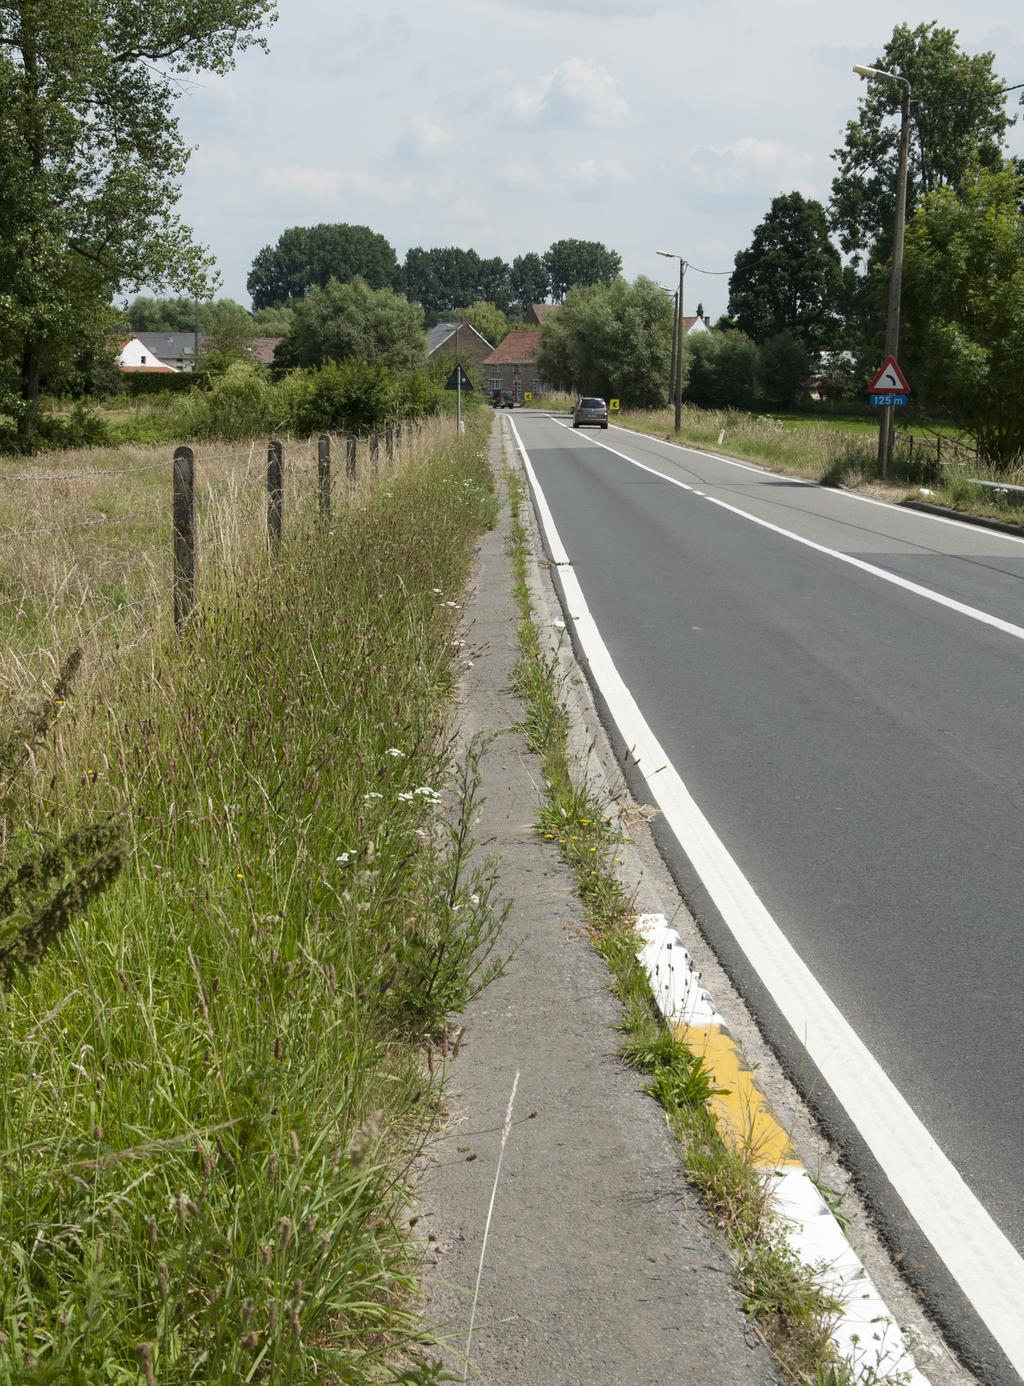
left=511, top=0, right=662, bottom=11
left=256, top=163, right=412, bottom=206
left=683, top=137, right=821, bottom=197
left=496, top=163, right=544, bottom=189
left=568, top=157, right=629, bottom=185
left=507, top=58, right=629, bottom=128
left=395, top=113, right=450, bottom=160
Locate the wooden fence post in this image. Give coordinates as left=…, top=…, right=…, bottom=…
left=370, top=431, right=380, bottom=477
left=385, top=424, right=394, bottom=465
left=936, top=435, right=942, bottom=469
left=395, top=422, right=402, bottom=454
left=267, top=438, right=283, bottom=548
left=346, top=435, right=357, bottom=486
left=173, top=445, right=195, bottom=628
left=318, top=434, right=331, bottom=521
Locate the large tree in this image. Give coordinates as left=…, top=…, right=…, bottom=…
left=543, top=239, right=621, bottom=301
left=0, top=0, right=274, bottom=446
left=247, top=223, right=399, bottom=309
left=402, top=247, right=512, bottom=316
left=537, top=276, right=671, bottom=406
left=279, top=276, right=425, bottom=371
left=831, top=22, right=1011, bottom=267
left=902, top=163, right=1024, bottom=467
left=511, top=253, right=549, bottom=309
left=450, top=301, right=510, bottom=349
left=685, top=330, right=760, bottom=409
left=728, top=193, right=843, bottom=353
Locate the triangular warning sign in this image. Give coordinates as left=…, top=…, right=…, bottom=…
left=445, top=365, right=473, bottom=392
left=868, top=355, right=910, bottom=393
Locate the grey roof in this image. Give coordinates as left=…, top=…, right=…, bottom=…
left=135, top=332, right=201, bottom=360
left=427, top=322, right=460, bottom=354
left=426, top=321, right=495, bottom=356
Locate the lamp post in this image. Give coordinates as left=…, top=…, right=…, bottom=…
left=853, top=64, right=912, bottom=480
left=658, top=251, right=686, bottom=430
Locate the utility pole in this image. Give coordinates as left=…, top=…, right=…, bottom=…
left=659, top=251, right=686, bottom=431
left=674, top=258, right=685, bottom=432
left=854, top=66, right=912, bottom=480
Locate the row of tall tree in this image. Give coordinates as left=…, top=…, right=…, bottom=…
left=246, top=230, right=621, bottom=316
left=720, top=21, right=1024, bottom=462
left=727, top=22, right=1016, bottom=358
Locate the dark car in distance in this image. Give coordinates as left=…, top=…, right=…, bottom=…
left=572, top=396, right=609, bottom=428
left=492, top=390, right=517, bottom=409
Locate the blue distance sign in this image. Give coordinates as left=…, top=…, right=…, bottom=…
left=869, top=392, right=908, bottom=407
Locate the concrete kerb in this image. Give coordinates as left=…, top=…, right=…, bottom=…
left=500, top=414, right=970, bottom=1386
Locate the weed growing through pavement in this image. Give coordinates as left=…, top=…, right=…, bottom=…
left=0, top=415, right=504, bottom=1381
left=504, top=453, right=870, bottom=1385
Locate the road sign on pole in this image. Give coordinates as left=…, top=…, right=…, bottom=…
left=609, top=398, right=621, bottom=413
left=868, top=356, right=910, bottom=395
left=445, top=365, right=473, bottom=435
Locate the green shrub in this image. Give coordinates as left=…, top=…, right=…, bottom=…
left=289, top=359, right=398, bottom=434
left=686, top=330, right=760, bottom=409
left=185, top=361, right=274, bottom=440
left=34, top=404, right=111, bottom=450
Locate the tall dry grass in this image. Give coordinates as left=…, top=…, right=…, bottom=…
left=0, top=415, right=505, bottom=1381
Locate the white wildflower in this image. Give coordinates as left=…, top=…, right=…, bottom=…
left=385, top=748, right=405, bottom=758
left=336, top=852, right=352, bottom=865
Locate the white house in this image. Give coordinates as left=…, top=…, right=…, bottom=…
left=116, top=337, right=178, bottom=373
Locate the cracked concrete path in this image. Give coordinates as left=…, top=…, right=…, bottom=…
left=419, top=424, right=777, bottom=1386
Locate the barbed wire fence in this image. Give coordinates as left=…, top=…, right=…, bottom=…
left=0, top=420, right=429, bottom=685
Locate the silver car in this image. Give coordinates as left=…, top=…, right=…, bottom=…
left=572, top=396, right=609, bottom=429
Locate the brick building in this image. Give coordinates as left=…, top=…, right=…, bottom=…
left=481, top=329, right=548, bottom=400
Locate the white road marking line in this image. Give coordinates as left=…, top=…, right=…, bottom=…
left=608, top=420, right=1024, bottom=547
left=552, top=418, right=1024, bottom=645
left=509, top=414, right=1024, bottom=1374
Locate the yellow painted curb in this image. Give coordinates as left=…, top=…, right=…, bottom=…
left=673, top=1023, right=800, bottom=1168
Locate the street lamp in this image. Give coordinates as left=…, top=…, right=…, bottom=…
left=657, top=250, right=686, bottom=430
left=853, top=63, right=912, bottom=479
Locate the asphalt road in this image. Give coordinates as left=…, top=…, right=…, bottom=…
left=509, top=410, right=1024, bottom=1384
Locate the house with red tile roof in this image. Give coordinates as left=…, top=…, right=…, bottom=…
left=481, top=328, right=548, bottom=400
left=522, top=303, right=553, bottom=326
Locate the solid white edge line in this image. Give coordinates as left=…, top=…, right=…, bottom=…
left=555, top=419, right=1024, bottom=645
left=508, top=414, right=1024, bottom=1376
left=635, top=909, right=927, bottom=1385
left=608, top=421, right=1024, bottom=547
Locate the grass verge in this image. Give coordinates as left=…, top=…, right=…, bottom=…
left=0, top=415, right=503, bottom=1381
left=504, top=455, right=873, bottom=1384
left=614, top=403, right=1024, bottom=530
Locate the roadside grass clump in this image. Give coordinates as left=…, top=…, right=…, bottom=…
left=504, top=454, right=862, bottom=1383
left=0, top=415, right=503, bottom=1380
left=616, top=403, right=960, bottom=493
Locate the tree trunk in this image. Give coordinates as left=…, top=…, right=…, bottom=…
left=18, top=339, right=42, bottom=451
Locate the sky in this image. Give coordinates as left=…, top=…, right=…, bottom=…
left=172, top=0, right=1024, bottom=321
